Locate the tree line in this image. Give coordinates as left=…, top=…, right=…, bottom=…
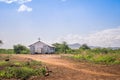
left=0, top=40, right=30, bottom=54
left=0, top=40, right=120, bottom=54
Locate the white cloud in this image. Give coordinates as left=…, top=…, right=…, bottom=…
left=0, top=0, right=32, bottom=12
left=18, top=4, right=32, bottom=12
left=0, top=0, right=31, bottom=4
left=54, top=27, right=120, bottom=47
left=17, top=0, right=32, bottom=4
left=0, top=0, right=16, bottom=4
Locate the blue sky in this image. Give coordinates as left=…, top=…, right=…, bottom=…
left=0, top=0, right=120, bottom=48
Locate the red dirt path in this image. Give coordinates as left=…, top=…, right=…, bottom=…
left=12, top=54, right=120, bottom=80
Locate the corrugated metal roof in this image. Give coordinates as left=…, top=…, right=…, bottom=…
left=29, top=41, right=54, bottom=48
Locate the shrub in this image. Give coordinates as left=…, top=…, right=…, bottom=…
left=41, top=68, right=46, bottom=75
left=14, top=67, right=35, bottom=79
left=0, top=57, right=46, bottom=80
left=73, top=55, right=84, bottom=60
left=0, top=65, right=46, bottom=80
left=71, top=53, right=120, bottom=65
left=79, top=44, right=90, bottom=50
left=0, top=61, right=8, bottom=66
left=13, top=44, right=30, bottom=54
left=0, top=49, right=15, bottom=54
left=0, top=67, right=35, bottom=79
left=93, top=54, right=119, bottom=64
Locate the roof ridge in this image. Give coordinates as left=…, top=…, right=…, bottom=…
left=29, top=41, right=54, bottom=47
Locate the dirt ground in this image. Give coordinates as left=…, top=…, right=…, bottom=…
left=2, top=54, right=120, bottom=80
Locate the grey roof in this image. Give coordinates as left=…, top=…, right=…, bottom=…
left=29, top=41, right=54, bottom=48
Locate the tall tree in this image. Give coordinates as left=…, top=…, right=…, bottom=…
left=0, top=40, right=2, bottom=44
left=52, top=41, right=69, bottom=53
left=0, top=40, right=3, bottom=46
left=61, top=41, right=69, bottom=53
left=79, top=44, right=90, bottom=50
left=13, top=44, right=30, bottom=54
left=52, top=43, right=61, bottom=52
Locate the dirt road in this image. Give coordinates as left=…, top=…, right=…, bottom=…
left=13, top=54, right=120, bottom=80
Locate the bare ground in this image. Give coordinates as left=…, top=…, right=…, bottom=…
left=2, top=54, right=120, bottom=80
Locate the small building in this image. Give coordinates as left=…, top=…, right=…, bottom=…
left=29, top=40, right=55, bottom=54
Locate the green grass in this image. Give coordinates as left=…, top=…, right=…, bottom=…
left=71, top=53, right=120, bottom=65
left=0, top=55, right=46, bottom=80
left=0, top=61, right=8, bottom=66
left=0, top=49, right=15, bottom=54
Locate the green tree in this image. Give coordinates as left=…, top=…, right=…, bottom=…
left=61, top=41, right=70, bottom=53
left=79, top=44, right=90, bottom=50
left=0, top=40, right=3, bottom=46
left=52, top=43, right=61, bottom=52
left=0, top=40, right=2, bottom=43
left=52, top=41, right=70, bottom=53
left=13, top=44, right=30, bottom=54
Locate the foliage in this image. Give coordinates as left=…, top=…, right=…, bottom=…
left=79, top=44, right=90, bottom=50
left=0, top=56, right=46, bottom=80
left=52, top=43, right=62, bottom=52
left=52, top=41, right=70, bottom=53
left=0, top=67, right=46, bottom=80
left=0, top=49, right=14, bottom=54
left=61, top=41, right=70, bottom=53
left=39, top=67, right=46, bottom=75
left=13, top=44, right=30, bottom=54
left=58, top=43, right=120, bottom=65
left=0, top=40, right=3, bottom=47
left=0, top=40, right=3, bottom=44
left=71, top=52, right=120, bottom=65
left=0, top=61, right=8, bottom=66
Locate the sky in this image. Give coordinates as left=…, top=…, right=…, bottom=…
left=0, top=0, right=120, bottom=48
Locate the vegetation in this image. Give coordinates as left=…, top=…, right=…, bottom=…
left=53, top=42, right=120, bottom=65
left=0, top=44, right=30, bottom=54
left=71, top=52, right=120, bottom=65
left=0, top=40, right=2, bottom=44
left=0, top=49, right=14, bottom=54
left=79, top=44, right=90, bottom=50
left=0, top=40, right=3, bottom=46
left=68, top=48, right=120, bottom=65
left=52, top=41, right=70, bottom=53
left=0, top=55, right=46, bottom=80
left=0, top=42, right=30, bottom=54
left=13, top=44, right=30, bottom=54
left=0, top=40, right=120, bottom=65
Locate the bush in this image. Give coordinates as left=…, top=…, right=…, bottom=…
left=79, top=44, right=90, bottom=50
left=14, top=67, right=35, bottom=79
left=38, top=67, right=46, bottom=75
left=0, top=61, right=8, bottom=66
left=0, top=66, right=46, bottom=80
left=71, top=53, right=120, bottom=65
left=13, top=44, right=30, bottom=54
left=0, top=58, right=46, bottom=80
left=0, top=67, right=35, bottom=79
left=93, top=54, right=120, bottom=64
left=0, top=49, right=14, bottom=54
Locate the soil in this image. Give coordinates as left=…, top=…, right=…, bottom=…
left=1, top=54, right=120, bottom=80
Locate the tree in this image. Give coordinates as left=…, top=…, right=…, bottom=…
left=79, top=44, right=90, bottom=50
left=61, top=41, right=70, bottom=53
left=13, top=44, right=30, bottom=54
left=52, top=41, right=70, bottom=53
left=52, top=43, right=61, bottom=52
left=0, top=40, right=3, bottom=46
left=0, top=40, right=2, bottom=43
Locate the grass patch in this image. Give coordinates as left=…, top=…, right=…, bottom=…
left=0, top=55, right=47, bottom=80
left=0, top=61, right=8, bottom=66
left=70, top=53, right=120, bottom=65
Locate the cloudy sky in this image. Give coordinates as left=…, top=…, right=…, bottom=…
left=0, top=0, right=120, bottom=48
